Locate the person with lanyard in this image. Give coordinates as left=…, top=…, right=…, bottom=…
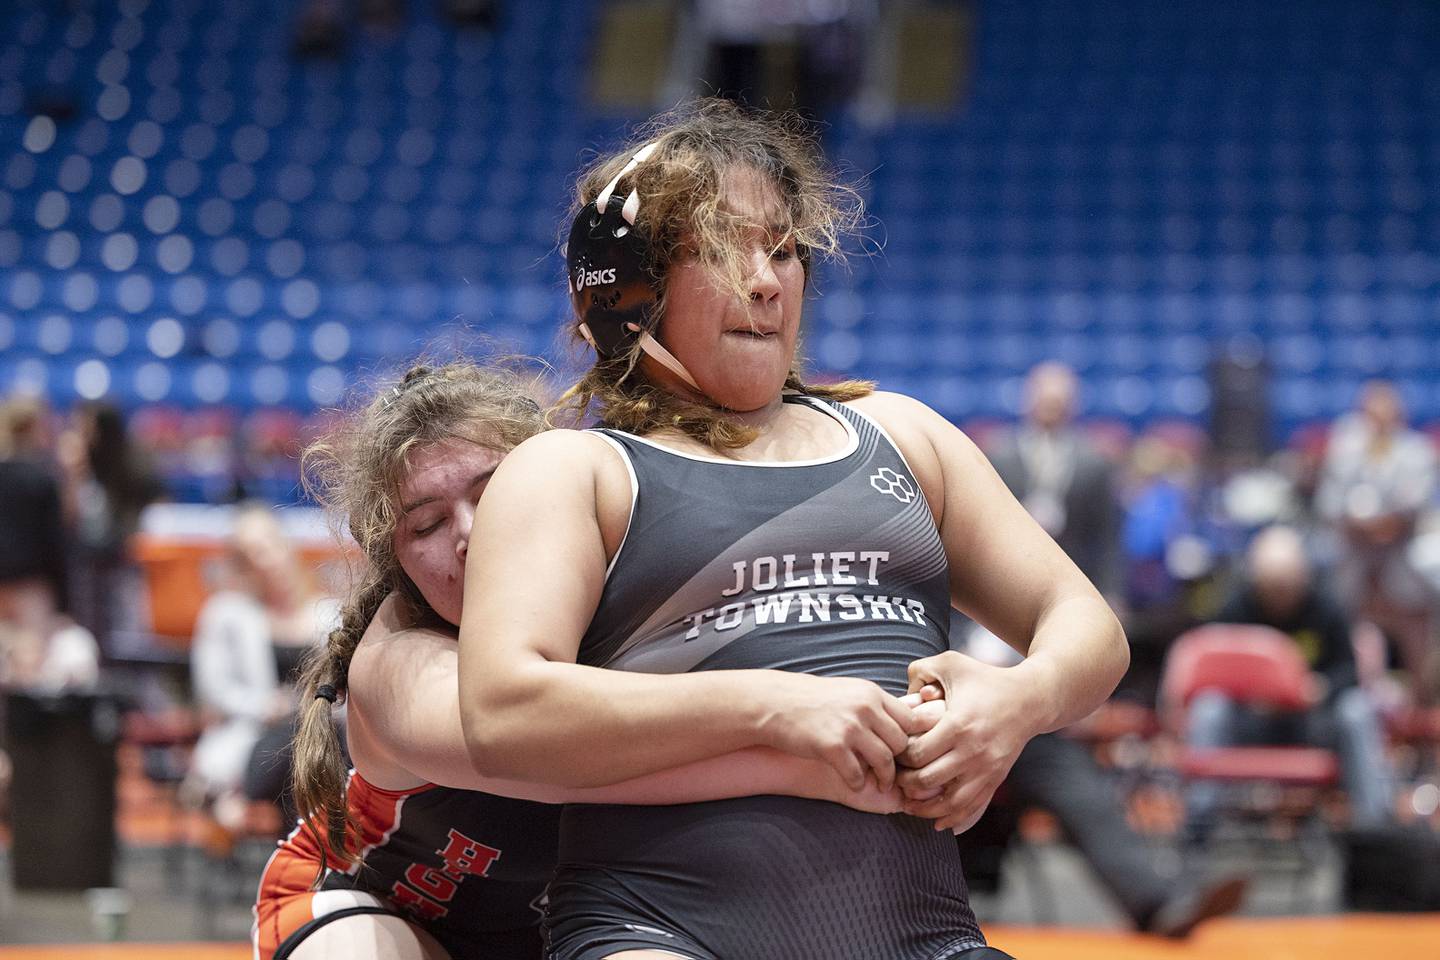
left=455, top=99, right=1130, bottom=960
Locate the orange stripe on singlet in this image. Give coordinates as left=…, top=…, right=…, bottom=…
left=252, top=771, right=435, bottom=959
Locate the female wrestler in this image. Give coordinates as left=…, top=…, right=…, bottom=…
left=457, top=100, right=1130, bottom=960
left=256, top=361, right=927, bottom=960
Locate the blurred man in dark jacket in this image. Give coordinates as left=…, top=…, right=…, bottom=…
left=988, top=362, right=1121, bottom=598
left=0, top=398, right=68, bottom=615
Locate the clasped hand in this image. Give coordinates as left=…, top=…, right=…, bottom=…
left=767, top=655, right=1040, bottom=831
left=895, top=651, right=1040, bottom=834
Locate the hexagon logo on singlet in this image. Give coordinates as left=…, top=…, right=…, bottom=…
left=869, top=466, right=916, bottom=504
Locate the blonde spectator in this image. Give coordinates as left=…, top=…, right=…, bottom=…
left=187, top=505, right=338, bottom=825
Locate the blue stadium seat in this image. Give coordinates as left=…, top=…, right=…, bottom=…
left=6, top=0, right=1440, bottom=500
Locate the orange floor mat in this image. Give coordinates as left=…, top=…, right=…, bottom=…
left=988, top=914, right=1440, bottom=959
left=1, top=916, right=1438, bottom=959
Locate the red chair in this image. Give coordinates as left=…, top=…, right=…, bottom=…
left=1162, top=624, right=1340, bottom=788
left=1161, top=625, right=1342, bottom=905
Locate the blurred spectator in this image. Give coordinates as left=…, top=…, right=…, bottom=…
left=1316, top=381, right=1438, bottom=702
left=1121, top=434, right=1208, bottom=611
left=55, top=403, right=165, bottom=656
left=954, top=625, right=1247, bottom=938
left=0, top=586, right=100, bottom=695
left=1115, top=432, right=1221, bottom=703
left=988, top=363, right=1122, bottom=599
left=0, top=394, right=54, bottom=457
left=186, top=505, right=338, bottom=827
left=294, top=0, right=497, bottom=58
left=0, top=574, right=102, bottom=840
left=0, top=396, right=69, bottom=617
left=1, top=398, right=100, bottom=822
left=1275, top=424, right=1333, bottom=526
left=695, top=0, right=876, bottom=119
left=1184, top=525, right=1397, bottom=845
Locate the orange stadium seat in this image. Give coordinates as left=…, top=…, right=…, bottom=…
left=133, top=533, right=350, bottom=641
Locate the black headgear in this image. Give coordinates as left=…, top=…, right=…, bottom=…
left=564, top=143, right=703, bottom=390
left=566, top=186, right=655, bottom=360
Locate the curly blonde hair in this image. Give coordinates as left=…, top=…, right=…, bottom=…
left=555, top=98, right=874, bottom=447
left=290, top=360, right=546, bottom=884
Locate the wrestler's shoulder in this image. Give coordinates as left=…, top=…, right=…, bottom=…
left=845, top=389, right=942, bottom=422
left=497, top=428, right=629, bottom=481
left=846, top=390, right=980, bottom=444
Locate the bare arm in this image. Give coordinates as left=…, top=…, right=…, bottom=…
left=851, top=392, right=1129, bottom=831
left=456, top=431, right=916, bottom=790
left=348, top=609, right=922, bottom=813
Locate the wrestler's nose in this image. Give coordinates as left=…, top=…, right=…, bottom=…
left=455, top=502, right=474, bottom=563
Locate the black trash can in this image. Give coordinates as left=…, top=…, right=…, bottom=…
left=3, top=690, right=120, bottom=890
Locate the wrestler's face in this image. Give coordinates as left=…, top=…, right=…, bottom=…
left=392, top=439, right=504, bottom=626
left=651, top=166, right=805, bottom=413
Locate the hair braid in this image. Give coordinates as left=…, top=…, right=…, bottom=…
left=290, top=573, right=389, bottom=883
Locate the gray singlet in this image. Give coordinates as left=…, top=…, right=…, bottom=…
left=543, top=395, right=988, bottom=960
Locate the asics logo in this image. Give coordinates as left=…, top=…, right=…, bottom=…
left=574, top=266, right=617, bottom=290
left=870, top=467, right=916, bottom=504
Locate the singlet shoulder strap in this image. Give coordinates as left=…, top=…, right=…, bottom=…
left=582, top=428, right=640, bottom=582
